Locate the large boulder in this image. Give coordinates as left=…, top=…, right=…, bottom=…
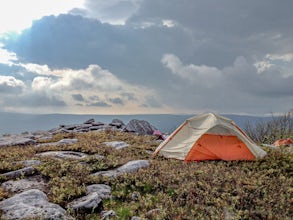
left=125, top=119, right=156, bottom=135
left=0, top=189, right=69, bottom=219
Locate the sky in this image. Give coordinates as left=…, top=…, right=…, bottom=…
left=0, top=0, right=292, bottom=115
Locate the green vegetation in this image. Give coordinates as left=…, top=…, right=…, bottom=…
left=0, top=123, right=292, bottom=219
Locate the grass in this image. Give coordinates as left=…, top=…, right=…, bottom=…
left=0, top=129, right=292, bottom=219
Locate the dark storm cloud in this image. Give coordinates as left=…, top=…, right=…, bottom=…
left=72, top=94, right=85, bottom=101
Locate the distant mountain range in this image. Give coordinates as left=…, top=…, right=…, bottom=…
left=0, top=112, right=272, bottom=135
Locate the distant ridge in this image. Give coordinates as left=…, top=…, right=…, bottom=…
left=0, top=112, right=271, bottom=135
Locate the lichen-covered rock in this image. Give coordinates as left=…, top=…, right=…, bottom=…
left=0, top=189, right=69, bottom=219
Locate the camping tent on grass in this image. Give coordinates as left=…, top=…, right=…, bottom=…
left=153, top=113, right=266, bottom=161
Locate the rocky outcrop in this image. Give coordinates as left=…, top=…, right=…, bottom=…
left=0, top=189, right=69, bottom=219
left=0, top=118, right=158, bottom=148
left=92, top=160, right=150, bottom=178
left=125, top=119, right=157, bottom=135
left=0, top=135, right=36, bottom=147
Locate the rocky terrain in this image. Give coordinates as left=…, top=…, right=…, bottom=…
left=0, top=118, right=292, bottom=219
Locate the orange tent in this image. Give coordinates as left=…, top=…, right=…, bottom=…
left=273, top=138, right=293, bottom=147
left=153, top=113, right=267, bottom=161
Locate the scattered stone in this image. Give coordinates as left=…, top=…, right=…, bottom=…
left=126, top=119, right=157, bottom=135
left=0, top=135, right=36, bottom=147
left=92, top=160, right=150, bottom=178
left=131, top=217, right=141, bottom=220
left=35, top=138, right=78, bottom=147
left=103, top=141, right=130, bottom=150
left=68, top=184, right=111, bottom=214
left=145, top=208, right=161, bottom=218
left=0, top=189, right=69, bottom=220
left=86, top=184, right=111, bottom=198
left=1, top=176, right=46, bottom=193
left=101, top=210, right=117, bottom=220
left=36, top=151, right=88, bottom=160
left=1, top=167, right=36, bottom=179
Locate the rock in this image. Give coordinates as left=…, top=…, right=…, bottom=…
left=0, top=189, right=69, bottom=219
left=86, top=184, right=111, bottom=198
left=68, top=184, right=111, bottom=213
left=131, top=217, right=141, bottom=220
left=1, top=167, right=36, bottom=179
left=125, top=119, right=156, bottom=135
left=109, top=119, right=125, bottom=128
left=101, top=210, right=117, bottom=220
left=1, top=176, right=46, bottom=193
left=103, top=141, right=130, bottom=150
left=22, top=159, right=41, bottom=167
left=116, top=160, right=150, bottom=173
left=36, top=138, right=78, bottom=147
left=92, top=160, right=150, bottom=178
left=36, top=151, right=88, bottom=160
left=0, top=135, right=36, bottom=147
left=145, top=208, right=161, bottom=218
left=69, top=192, right=103, bottom=213
left=84, top=118, right=95, bottom=124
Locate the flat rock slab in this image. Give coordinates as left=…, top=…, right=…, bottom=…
left=36, top=151, right=88, bottom=160
left=92, top=160, right=150, bottom=178
left=1, top=176, right=47, bottom=193
left=1, top=167, right=36, bottom=179
left=103, top=141, right=130, bottom=150
left=0, top=189, right=69, bottom=220
left=0, top=136, right=36, bottom=147
left=36, top=138, right=78, bottom=147
left=68, top=184, right=111, bottom=213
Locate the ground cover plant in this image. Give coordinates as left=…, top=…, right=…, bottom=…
left=0, top=121, right=292, bottom=219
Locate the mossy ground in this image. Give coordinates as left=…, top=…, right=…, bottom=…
left=0, top=130, right=292, bottom=219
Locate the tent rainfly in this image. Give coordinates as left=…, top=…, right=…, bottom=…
left=153, top=113, right=267, bottom=161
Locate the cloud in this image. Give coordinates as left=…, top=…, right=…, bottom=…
left=1, top=1, right=293, bottom=115
left=0, top=75, right=25, bottom=94
left=161, top=54, right=293, bottom=113
left=72, top=94, right=85, bottom=102
left=89, top=101, right=111, bottom=107
left=81, top=0, right=143, bottom=25
left=0, top=60, right=161, bottom=113
left=0, top=44, right=18, bottom=66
